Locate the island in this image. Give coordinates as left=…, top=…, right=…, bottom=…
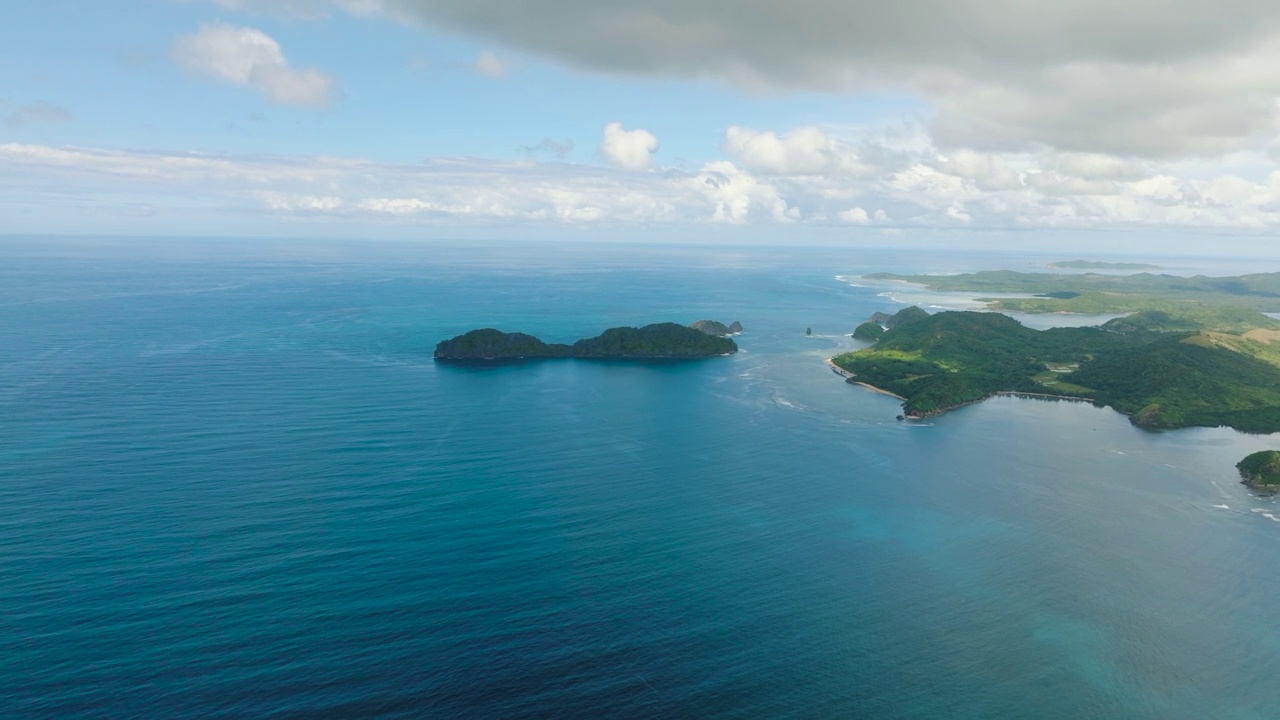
left=434, top=322, right=738, bottom=361
left=1238, top=451, right=1280, bottom=490
left=1047, top=260, right=1160, bottom=270
left=689, top=319, right=743, bottom=336
left=829, top=305, right=1280, bottom=433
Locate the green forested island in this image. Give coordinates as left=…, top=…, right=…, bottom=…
left=864, top=269, right=1280, bottom=315
left=688, top=319, right=743, bottom=336
left=434, top=323, right=738, bottom=360
left=1047, top=260, right=1160, bottom=270
left=1238, top=451, right=1280, bottom=490
left=831, top=305, right=1280, bottom=432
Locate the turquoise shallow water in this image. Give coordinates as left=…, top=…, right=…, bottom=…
left=4, top=239, right=1280, bottom=718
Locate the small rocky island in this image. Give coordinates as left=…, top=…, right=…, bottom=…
left=689, top=319, right=743, bottom=337
left=435, top=322, right=738, bottom=361
left=1238, top=451, right=1280, bottom=491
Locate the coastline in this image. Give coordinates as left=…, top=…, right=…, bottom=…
left=824, top=358, right=907, bottom=400
left=825, top=356, right=1095, bottom=418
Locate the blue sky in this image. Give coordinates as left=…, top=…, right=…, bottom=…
left=5, top=0, right=1280, bottom=247
left=1, top=2, right=921, bottom=162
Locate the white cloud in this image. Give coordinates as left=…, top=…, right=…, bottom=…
left=473, top=50, right=506, bottom=78
left=8, top=126, right=1280, bottom=233
left=723, top=126, right=871, bottom=176
left=691, top=161, right=793, bottom=223
left=933, top=150, right=1024, bottom=191
left=1043, top=152, right=1148, bottom=181
left=838, top=207, right=870, bottom=224
left=599, top=122, right=659, bottom=170
left=171, top=23, right=337, bottom=107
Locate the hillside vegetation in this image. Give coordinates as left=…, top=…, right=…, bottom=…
left=1238, top=450, right=1280, bottom=490
left=831, top=306, right=1280, bottom=432
left=435, top=323, right=737, bottom=360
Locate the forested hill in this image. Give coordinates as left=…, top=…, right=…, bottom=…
left=831, top=307, right=1280, bottom=432
left=435, top=323, right=737, bottom=360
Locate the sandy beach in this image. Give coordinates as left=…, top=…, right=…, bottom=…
left=824, top=358, right=907, bottom=400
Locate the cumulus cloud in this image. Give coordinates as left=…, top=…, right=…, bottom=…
left=599, top=122, right=658, bottom=170
left=932, top=149, right=1023, bottom=191
left=3, top=101, right=71, bottom=128
left=838, top=207, right=870, bottom=224
left=172, top=23, right=337, bottom=107
left=723, top=126, right=871, bottom=176
left=692, top=161, right=794, bottom=223
left=7, top=131, right=1280, bottom=232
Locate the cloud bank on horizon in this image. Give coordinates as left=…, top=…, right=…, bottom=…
left=7, top=0, right=1280, bottom=237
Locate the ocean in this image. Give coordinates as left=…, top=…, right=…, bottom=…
left=4, top=238, right=1280, bottom=719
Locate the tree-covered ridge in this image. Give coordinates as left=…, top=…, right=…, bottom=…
left=830, top=307, right=1280, bottom=432
left=435, top=323, right=737, bottom=360
left=1070, top=336, right=1280, bottom=432
left=1238, top=451, right=1280, bottom=489
left=863, top=270, right=1280, bottom=315
left=833, top=310, right=1134, bottom=417
left=570, top=323, right=737, bottom=357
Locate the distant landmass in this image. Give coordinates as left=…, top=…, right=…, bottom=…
left=1238, top=451, right=1280, bottom=490
left=435, top=323, right=738, bottom=360
left=1047, top=260, right=1160, bottom=270
left=862, top=269, right=1280, bottom=316
left=689, top=319, right=743, bottom=336
left=830, top=305, right=1280, bottom=433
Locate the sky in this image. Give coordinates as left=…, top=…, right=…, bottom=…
left=5, top=0, right=1280, bottom=249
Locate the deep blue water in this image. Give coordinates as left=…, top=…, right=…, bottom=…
left=5, top=239, right=1280, bottom=719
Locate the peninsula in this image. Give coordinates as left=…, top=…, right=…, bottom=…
left=831, top=305, right=1280, bottom=433
left=863, top=269, right=1280, bottom=316
left=434, top=322, right=737, bottom=361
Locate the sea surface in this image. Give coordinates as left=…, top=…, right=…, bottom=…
left=5, top=238, right=1280, bottom=719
